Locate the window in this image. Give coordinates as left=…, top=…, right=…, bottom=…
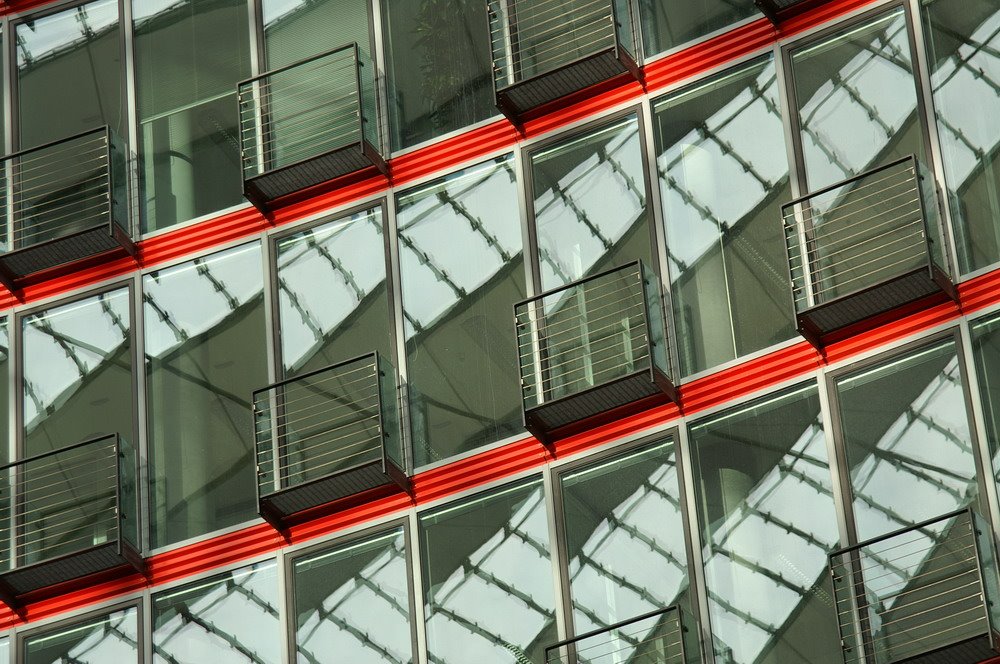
left=292, top=527, right=414, bottom=662
left=688, top=385, right=841, bottom=664
left=530, top=115, right=654, bottom=291
left=419, top=479, right=557, bottom=663
left=15, top=0, right=124, bottom=149
left=133, top=0, right=251, bottom=233
left=152, top=561, right=280, bottom=663
left=145, top=243, right=267, bottom=548
left=921, top=0, right=1000, bottom=273
left=23, top=606, right=139, bottom=663
left=653, top=57, right=794, bottom=376
left=381, top=0, right=495, bottom=150
left=971, top=313, right=1000, bottom=488
left=834, top=339, right=979, bottom=541
left=638, top=0, right=756, bottom=57
left=396, top=156, right=525, bottom=467
left=262, top=0, right=372, bottom=69
left=558, top=439, right=698, bottom=657
left=276, top=207, right=392, bottom=377
left=22, top=288, right=133, bottom=456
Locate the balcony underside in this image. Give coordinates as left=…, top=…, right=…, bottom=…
left=893, top=632, right=1000, bottom=664
left=755, top=0, right=830, bottom=23
left=259, top=458, right=409, bottom=530
left=0, top=541, right=143, bottom=608
left=797, top=265, right=956, bottom=348
left=244, top=139, right=387, bottom=211
left=0, top=223, right=135, bottom=291
left=496, top=46, right=639, bottom=122
left=525, top=368, right=677, bottom=445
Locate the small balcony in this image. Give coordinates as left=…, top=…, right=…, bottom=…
left=238, top=43, right=387, bottom=211
left=782, top=155, right=954, bottom=348
left=515, top=260, right=677, bottom=445
left=0, top=434, right=142, bottom=608
left=545, top=606, right=687, bottom=664
left=829, top=508, right=1000, bottom=664
left=755, top=0, right=831, bottom=24
left=488, top=0, right=640, bottom=122
left=253, top=352, right=407, bottom=530
left=0, top=127, right=134, bottom=291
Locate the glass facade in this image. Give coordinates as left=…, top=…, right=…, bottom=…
left=638, top=0, right=756, bottom=57
left=23, top=607, right=138, bottom=664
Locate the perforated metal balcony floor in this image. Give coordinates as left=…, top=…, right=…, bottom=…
left=244, top=139, right=387, bottom=211
left=0, top=540, right=143, bottom=608
left=891, top=633, right=1000, bottom=664
left=755, top=0, right=831, bottom=23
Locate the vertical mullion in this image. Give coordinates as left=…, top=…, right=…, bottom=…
left=958, top=319, right=1000, bottom=537
left=384, top=198, right=413, bottom=475
left=130, top=272, right=151, bottom=556
left=541, top=464, right=570, bottom=642
left=407, top=510, right=429, bottom=664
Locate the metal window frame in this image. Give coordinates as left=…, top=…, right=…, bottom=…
left=15, top=597, right=144, bottom=664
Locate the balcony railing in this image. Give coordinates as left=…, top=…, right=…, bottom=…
left=782, top=155, right=954, bottom=347
left=545, top=606, right=686, bottom=664
left=515, top=260, right=676, bottom=445
left=0, top=434, right=142, bottom=607
left=253, top=352, right=407, bottom=529
left=238, top=43, right=386, bottom=211
left=830, top=508, right=1000, bottom=664
left=0, top=127, right=134, bottom=290
left=488, top=0, right=639, bottom=121
left=755, top=0, right=831, bottom=23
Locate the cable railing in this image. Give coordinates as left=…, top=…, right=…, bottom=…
left=0, top=434, right=141, bottom=606
left=488, top=0, right=638, bottom=118
left=238, top=43, right=385, bottom=209
left=781, top=155, right=953, bottom=344
left=829, top=508, right=1000, bottom=664
left=515, top=260, right=675, bottom=443
left=545, top=606, right=686, bottom=664
left=0, top=127, right=133, bottom=289
left=253, top=351, right=406, bottom=528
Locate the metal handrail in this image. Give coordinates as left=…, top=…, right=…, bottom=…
left=544, top=605, right=685, bottom=663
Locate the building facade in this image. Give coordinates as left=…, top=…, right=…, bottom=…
left=0, top=0, right=993, bottom=662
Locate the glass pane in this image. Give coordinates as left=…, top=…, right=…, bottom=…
left=971, top=313, right=1000, bottom=490
left=382, top=0, right=496, bottom=150
left=532, top=115, right=652, bottom=291
left=420, top=479, right=556, bottom=663
left=134, top=0, right=251, bottom=233
left=689, top=385, right=842, bottom=664
left=145, top=243, right=267, bottom=548
left=639, top=0, right=756, bottom=57
left=24, top=606, right=139, bottom=663
left=0, top=638, right=7, bottom=664
left=263, top=0, right=370, bottom=70
left=790, top=8, right=925, bottom=192
left=152, top=561, right=281, bottom=663
left=277, top=207, right=391, bottom=377
left=921, top=0, right=1000, bottom=273
left=293, top=527, right=413, bottom=663
left=837, top=340, right=978, bottom=541
left=397, top=156, right=525, bottom=467
left=653, top=57, right=794, bottom=376
left=16, top=0, right=124, bottom=149
left=23, top=289, right=133, bottom=456
left=560, top=440, right=699, bottom=658
left=0, top=319, right=9, bottom=466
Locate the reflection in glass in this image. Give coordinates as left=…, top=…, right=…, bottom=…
left=263, top=0, right=370, bottom=70
left=0, top=638, right=7, bottom=664
left=24, top=606, right=138, bottom=664
left=922, top=0, right=1000, bottom=273
left=420, top=480, right=556, bottom=663
left=638, top=0, right=756, bottom=57
left=145, top=243, right=267, bottom=548
left=653, top=57, right=794, bottom=376
left=560, top=440, right=698, bottom=658
left=152, top=561, right=280, bottom=663
left=790, top=8, right=925, bottom=192
left=133, top=0, right=251, bottom=232
left=531, top=116, right=652, bottom=291
left=397, top=156, right=525, bottom=467
left=971, top=313, right=1000, bottom=488
left=277, top=208, right=391, bottom=377
left=689, top=385, right=841, bottom=664
left=22, top=289, right=133, bottom=456
left=16, top=0, right=123, bottom=149
left=382, top=0, right=495, bottom=150
left=837, top=340, right=978, bottom=541
left=293, top=528, right=413, bottom=663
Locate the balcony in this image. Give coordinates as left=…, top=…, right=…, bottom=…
left=253, top=352, right=407, bottom=530
left=755, top=0, right=831, bottom=24
left=545, top=606, right=686, bottom=663
left=0, top=127, right=134, bottom=291
left=829, top=508, right=1000, bottom=664
left=488, top=0, right=640, bottom=122
left=782, top=155, right=955, bottom=348
left=0, top=434, right=142, bottom=608
left=238, top=43, right=387, bottom=211
left=515, top=260, right=677, bottom=445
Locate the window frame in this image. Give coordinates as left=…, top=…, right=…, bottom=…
left=16, top=598, right=143, bottom=664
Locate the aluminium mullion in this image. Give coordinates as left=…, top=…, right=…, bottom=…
left=541, top=464, right=570, bottom=644
left=383, top=199, right=412, bottom=474
left=407, top=510, right=429, bottom=664
left=260, top=234, right=282, bottom=497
